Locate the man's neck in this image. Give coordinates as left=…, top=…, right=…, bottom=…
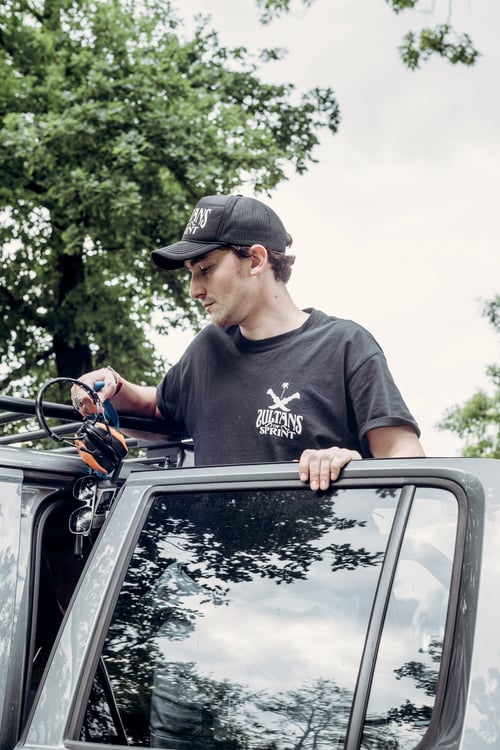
left=239, top=293, right=310, bottom=341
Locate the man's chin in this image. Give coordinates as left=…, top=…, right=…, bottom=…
left=209, top=311, right=234, bottom=328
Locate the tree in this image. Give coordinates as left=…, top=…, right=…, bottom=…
left=256, top=0, right=480, bottom=69
left=438, top=296, right=500, bottom=458
left=0, top=0, right=340, bottom=396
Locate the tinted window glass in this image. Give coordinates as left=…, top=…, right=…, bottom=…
left=80, top=484, right=457, bottom=748
left=362, top=487, right=458, bottom=748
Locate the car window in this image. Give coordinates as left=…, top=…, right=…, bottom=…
left=79, top=484, right=458, bottom=748
left=362, top=487, right=457, bottom=749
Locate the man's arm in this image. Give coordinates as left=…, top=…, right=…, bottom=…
left=299, top=426, right=425, bottom=491
left=367, top=425, right=425, bottom=459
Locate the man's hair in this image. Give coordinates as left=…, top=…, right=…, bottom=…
left=228, top=236, right=295, bottom=283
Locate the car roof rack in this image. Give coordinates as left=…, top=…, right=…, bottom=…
left=0, top=394, right=192, bottom=469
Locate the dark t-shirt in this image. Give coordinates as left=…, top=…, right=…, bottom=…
left=156, top=309, right=419, bottom=465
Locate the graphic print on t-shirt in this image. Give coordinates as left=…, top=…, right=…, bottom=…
left=256, top=382, right=304, bottom=440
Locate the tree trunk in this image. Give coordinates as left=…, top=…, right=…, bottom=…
left=53, top=252, right=93, bottom=378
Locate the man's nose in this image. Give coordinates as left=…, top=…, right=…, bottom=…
left=189, top=275, right=205, bottom=300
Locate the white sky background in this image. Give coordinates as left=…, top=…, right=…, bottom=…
left=161, top=0, right=500, bottom=457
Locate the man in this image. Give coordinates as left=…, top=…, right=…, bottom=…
left=72, top=194, right=424, bottom=489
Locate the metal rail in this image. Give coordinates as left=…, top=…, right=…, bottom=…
left=0, top=394, right=180, bottom=446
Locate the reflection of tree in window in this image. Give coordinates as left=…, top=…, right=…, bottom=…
left=143, top=490, right=384, bottom=585
left=256, top=678, right=398, bottom=750
left=100, top=488, right=390, bottom=747
left=364, top=637, right=442, bottom=744
left=393, top=636, right=441, bottom=697
left=150, top=669, right=399, bottom=750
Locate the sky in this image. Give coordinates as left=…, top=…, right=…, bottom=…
left=161, top=0, right=500, bottom=457
left=156, top=486, right=451, bottom=737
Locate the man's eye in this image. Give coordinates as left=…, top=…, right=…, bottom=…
left=200, top=265, right=212, bottom=276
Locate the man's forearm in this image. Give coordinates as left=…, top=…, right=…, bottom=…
left=111, top=380, right=160, bottom=419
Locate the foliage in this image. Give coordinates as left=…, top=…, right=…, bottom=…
left=99, top=487, right=399, bottom=747
left=393, top=637, right=441, bottom=696
left=399, top=24, right=478, bottom=69
left=0, top=0, right=340, bottom=397
left=256, top=0, right=480, bottom=69
left=438, top=296, right=500, bottom=458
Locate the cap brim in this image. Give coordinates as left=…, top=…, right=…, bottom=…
left=151, top=240, right=223, bottom=270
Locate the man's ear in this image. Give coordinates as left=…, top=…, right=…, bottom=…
left=248, top=244, right=267, bottom=276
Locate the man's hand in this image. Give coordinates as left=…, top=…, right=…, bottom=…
left=70, top=368, right=159, bottom=421
left=70, top=368, right=118, bottom=417
left=299, top=447, right=362, bottom=491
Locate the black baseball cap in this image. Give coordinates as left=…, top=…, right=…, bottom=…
left=151, top=194, right=289, bottom=270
